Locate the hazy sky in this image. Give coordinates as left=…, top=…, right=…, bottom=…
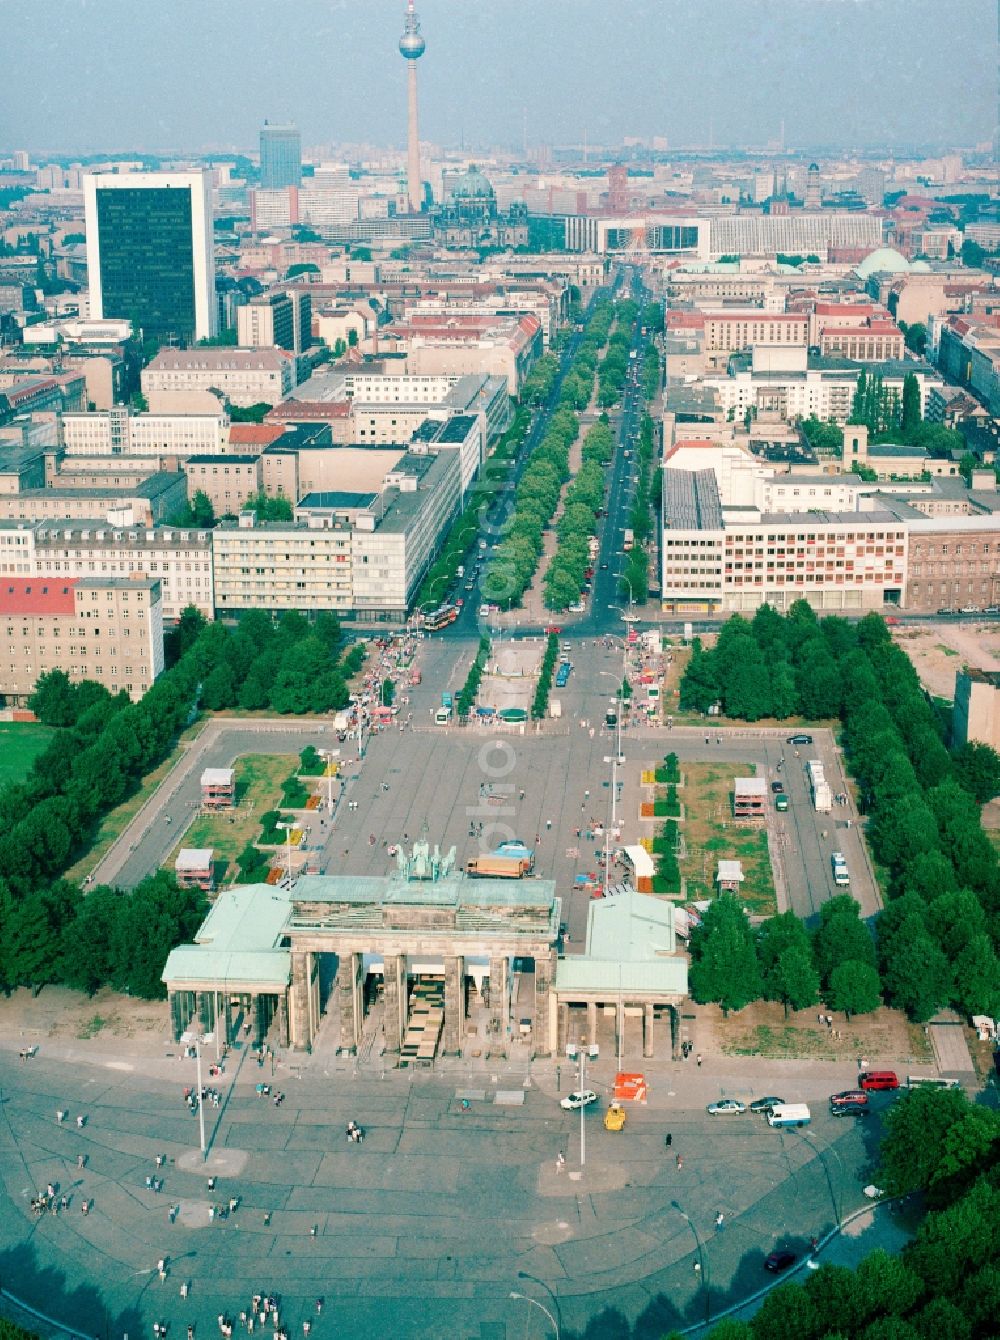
left=3, top=0, right=994, bottom=155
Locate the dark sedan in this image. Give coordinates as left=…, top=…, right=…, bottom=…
left=764, top=1250, right=797, bottom=1273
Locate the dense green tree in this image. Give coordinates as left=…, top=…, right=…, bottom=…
left=881, top=930, right=953, bottom=1020
left=906, top=1179, right=1000, bottom=1298
left=828, top=959, right=882, bottom=1018
left=679, top=641, right=718, bottom=713
left=813, top=895, right=877, bottom=986
left=951, top=933, right=1000, bottom=1016
left=28, top=669, right=78, bottom=726
left=689, top=896, right=762, bottom=1014
left=902, top=321, right=927, bottom=356
left=853, top=1250, right=924, bottom=1329
left=900, top=373, right=921, bottom=439
left=952, top=740, right=1000, bottom=804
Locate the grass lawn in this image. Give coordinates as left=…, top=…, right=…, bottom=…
left=680, top=761, right=777, bottom=915
left=0, top=722, right=56, bottom=787
left=719, top=1008, right=934, bottom=1064
left=170, top=753, right=298, bottom=885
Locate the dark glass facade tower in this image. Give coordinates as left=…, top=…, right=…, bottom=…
left=94, top=186, right=197, bottom=344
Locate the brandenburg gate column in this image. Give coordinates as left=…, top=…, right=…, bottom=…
left=488, top=954, right=509, bottom=1056
left=289, top=950, right=312, bottom=1051
left=382, top=954, right=404, bottom=1053
left=533, top=948, right=554, bottom=1057
left=337, top=952, right=361, bottom=1054
left=442, top=955, right=465, bottom=1055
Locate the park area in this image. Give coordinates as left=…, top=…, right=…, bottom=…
left=170, top=753, right=298, bottom=886
left=0, top=721, right=55, bottom=787
left=679, top=761, right=777, bottom=914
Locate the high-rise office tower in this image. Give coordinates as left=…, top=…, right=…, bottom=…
left=398, top=1, right=426, bottom=212
left=84, top=170, right=217, bottom=344
left=260, top=122, right=302, bottom=190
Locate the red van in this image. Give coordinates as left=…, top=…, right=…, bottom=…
left=859, top=1070, right=899, bottom=1091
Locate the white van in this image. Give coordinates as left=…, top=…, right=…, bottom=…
left=434, top=706, right=452, bottom=725
left=831, top=852, right=850, bottom=886
left=766, top=1103, right=811, bottom=1128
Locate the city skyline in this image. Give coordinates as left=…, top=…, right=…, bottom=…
left=2, top=0, right=994, bottom=156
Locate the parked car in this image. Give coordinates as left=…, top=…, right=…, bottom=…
left=960, top=605, right=979, bottom=614
left=771, top=781, right=785, bottom=794
left=984, top=605, right=1000, bottom=615
left=937, top=607, right=957, bottom=616
left=764, top=1250, right=797, bottom=1273
left=707, top=1099, right=746, bottom=1115
left=560, top=1090, right=598, bottom=1111
left=786, top=734, right=813, bottom=745
left=831, top=1102, right=869, bottom=1118
left=830, top=1090, right=868, bottom=1107
left=749, top=1096, right=785, bottom=1113
left=859, top=1070, right=899, bottom=1091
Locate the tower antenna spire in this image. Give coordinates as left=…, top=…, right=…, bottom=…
left=399, top=0, right=426, bottom=213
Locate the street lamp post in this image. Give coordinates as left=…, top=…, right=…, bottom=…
left=509, top=1292, right=559, bottom=1339
left=565, top=1042, right=598, bottom=1168
left=672, top=1201, right=709, bottom=1325
left=319, top=748, right=340, bottom=814
left=182, top=1029, right=212, bottom=1159
left=276, top=821, right=295, bottom=881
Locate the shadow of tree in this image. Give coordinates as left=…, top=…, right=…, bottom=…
left=0, top=1240, right=143, bottom=1339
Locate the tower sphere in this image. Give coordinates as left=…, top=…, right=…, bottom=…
left=400, top=5, right=425, bottom=59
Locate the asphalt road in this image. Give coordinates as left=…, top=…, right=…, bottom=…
left=0, top=1035, right=897, bottom=1340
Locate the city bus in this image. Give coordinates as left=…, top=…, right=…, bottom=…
left=422, top=604, right=459, bottom=633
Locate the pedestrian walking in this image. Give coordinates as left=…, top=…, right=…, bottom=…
left=315, top=1300, right=323, bottom=1315
left=77, top=1154, right=86, bottom=1169
left=696, top=1052, right=702, bottom=1067
left=180, top=1282, right=189, bottom=1299
left=676, top=1154, right=683, bottom=1170
left=715, top=1212, right=725, bottom=1230
left=665, top=1132, right=672, bottom=1147
left=57, top=1110, right=66, bottom=1123
left=556, top=1151, right=565, bottom=1173
left=76, top=1114, right=86, bottom=1128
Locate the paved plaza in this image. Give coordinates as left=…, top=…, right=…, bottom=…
left=3, top=633, right=903, bottom=1337
left=0, top=1032, right=897, bottom=1340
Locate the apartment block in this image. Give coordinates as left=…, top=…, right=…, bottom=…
left=142, top=348, right=295, bottom=408
left=0, top=575, right=164, bottom=704
left=702, top=312, right=808, bottom=353
left=23, top=518, right=214, bottom=620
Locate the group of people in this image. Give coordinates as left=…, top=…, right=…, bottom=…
left=56, top=1110, right=87, bottom=1127
left=346, top=1119, right=365, bottom=1144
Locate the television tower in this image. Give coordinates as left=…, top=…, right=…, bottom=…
left=399, top=0, right=426, bottom=213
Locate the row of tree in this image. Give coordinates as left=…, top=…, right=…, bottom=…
left=597, top=298, right=639, bottom=407
left=679, top=605, right=1000, bottom=1020
left=542, top=419, right=615, bottom=612
left=0, top=608, right=368, bottom=998
left=849, top=368, right=965, bottom=460
left=621, top=411, right=657, bottom=604
left=482, top=297, right=618, bottom=607
left=690, top=894, right=882, bottom=1019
